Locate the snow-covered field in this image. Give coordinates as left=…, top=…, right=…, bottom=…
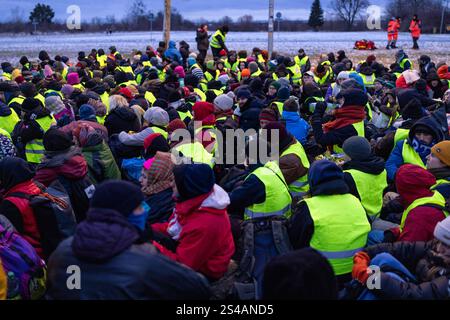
left=1, top=31, right=449, bottom=66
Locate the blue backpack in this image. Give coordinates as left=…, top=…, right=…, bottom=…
left=0, top=225, right=47, bottom=300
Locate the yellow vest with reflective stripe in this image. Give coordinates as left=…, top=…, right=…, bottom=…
left=287, top=64, right=302, bottom=85
left=25, top=116, right=55, bottom=163
left=400, top=191, right=449, bottom=231
left=210, top=30, right=226, bottom=49
left=344, top=169, right=387, bottom=218
left=244, top=161, right=292, bottom=220
left=304, top=194, right=370, bottom=275
left=144, top=91, right=156, bottom=105
left=399, top=58, right=413, bottom=70
left=99, top=92, right=110, bottom=113
left=2, top=72, right=12, bottom=81
left=97, top=54, right=108, bottom=68
left=251, top=69, right=262, bottom=78
left=394, top=128, right=409, bottom=146
left=34, top=94, right=45, bottom=107
left=280, top=141, right=310, bottom=197
left=150, top=126, right=168, bottom=139
left=72, top=83, right=85, bottom=91
left=0, top=127, right=11, bottom=139
left=177, top=110, right=193, bottom=122
left=333, top=121, right=365, bottom=154
left=205, top=70, right=219, bottom=82
left=294, top=55, right=309, bottom=67
left=401, top=141, right=426, bottom=168
left=0, top=108, right=19, bottom=135
left=7, top=96, right=25, bottom=107
left=174, top=141, right=214, bottom=168
left=96, top=115, right=106, bottom=125
left=359, top=73, right=375, bottom=87
left=271, top=101, right=284, bottom=115
left=314, top=69, right=332, bottom=85
left=194, top=88, right=207, bottom=102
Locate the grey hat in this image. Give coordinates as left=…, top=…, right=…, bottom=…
left=342, top=136, right=372, bottom=160
left=214, top=94, right=234, bottom=111
left=143, top=106, right=169, bottom=127
left=248, top=61, right=259, bottom=74
left=434, top=216, right=450, bottom=246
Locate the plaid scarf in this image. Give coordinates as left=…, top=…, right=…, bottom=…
left=141, top=152, right=174, bottom=195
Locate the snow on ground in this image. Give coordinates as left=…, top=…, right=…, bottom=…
left=1, top=31, right=449, bottom=66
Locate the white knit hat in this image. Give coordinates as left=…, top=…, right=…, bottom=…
left=214, top=94, right=234, bottom=111
left=434, top=216, right=450, bottom=246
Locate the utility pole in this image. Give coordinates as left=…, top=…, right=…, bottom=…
left=440, top=0, right=448, bottom=34
left=268, top=0, right=275, bottom=58
left=164, top=0, right=171, bottom=48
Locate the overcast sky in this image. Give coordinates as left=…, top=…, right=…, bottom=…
left=1, top=0, right=388, bottom=22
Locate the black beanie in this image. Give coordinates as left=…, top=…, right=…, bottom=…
left=90, top=180, right=144, bottom=216
left=263, top=247, right=338, bottom=300
left=173, top=164, right=215, bottom=201
left=43, top=128, right=73, bottom=152
left=20, top=82, right=37, bottom=98
left=337, top=88, right=368, bottom=107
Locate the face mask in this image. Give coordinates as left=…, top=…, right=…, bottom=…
left=128, top=201, right=151, bottom=231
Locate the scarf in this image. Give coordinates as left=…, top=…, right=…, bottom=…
left=323, top=106, right=366, bottom=133
left=411, top=137, right=434, bottom=159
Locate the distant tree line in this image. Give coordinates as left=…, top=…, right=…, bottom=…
left=0, top=0, right=448, bottom=34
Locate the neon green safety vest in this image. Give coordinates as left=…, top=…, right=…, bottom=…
left=177, top=110, right=193, bottom=122
left=394, top=128, right=409, bottom=146
left=224, top=60, right=239, bottom=72
left=399, top=58, right=413, bottom=71
left=314, top=69, right=332, bottom=85
left=174, top=141, right=214, bottom=168
left=7, top=96, right=25, bottom=107
left=194, top=88, right=207, bottom=102
left=344, top=169, right=387, bottom=219
left=303, top=194, right=370, bottom=275
left=272, top=73, right=290, bottom=81
left=401, top=141, right=426, bottom=168
left=97, top=54, right=108, bottom=68
left=2, top=72, right=12, bottom=81
left=25, top=116, right=55, bottom=164
left=144, top=91, right=156, bottom=105
left=210, top=30, right=226, bottom=49
left=150, top=126, right=168, bottom=139
left=306, top=96, right=325, bottom=114
left=0, top=108, right=20, bottom=135
left=0, top=128, right=11, bottom=139
left=34, top=94, right=45, bottom=107
left=244, top=161, right=292, bottom=220
left=205, top=70, right=219, bottom=82
left=99, top=92, right=110, bottom=114
left=271, top=101, right=284, bottom=115
left=359, top=73, right=375, bottom=87
left=400, top=191, right=449, bottom=231
left=333, top=121, right=365, bottom=154
left=294, top=55, right=309, bottom=68
left=287, top=64, right=302, bottom=85
left=251, top=69, right=262, bottom=78
left=116, top=65, right=135, bottom=76
left=280, top=141, right=310, bottom=197
left=72, top=83, right=85, bottom=91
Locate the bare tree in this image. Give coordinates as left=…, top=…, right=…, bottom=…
left=332, top=0, right=370, bottom=30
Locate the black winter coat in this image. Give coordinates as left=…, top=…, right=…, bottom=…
left=104, top=107, right=141, bottom=137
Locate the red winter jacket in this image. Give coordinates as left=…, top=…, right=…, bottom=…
left=152, top=185, right=235, bottom=280
left=391, top=164, right=447, bottom=242
left=3, top=180, right=43, bottom=257
left=34, top=155, right=88, bottom=187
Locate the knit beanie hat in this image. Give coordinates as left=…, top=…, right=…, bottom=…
left=431, top=141, right=450, bottom=167
left=90, top=180, right=144, bottom=216
left=19, top=82, right=37, bottom=98
left=187, top=57, right=196, bottom=68
left=308, top=160, right=348, bottom=195
left=241, top=69, right=251, bottom=78
left=167, top=118, right=187, bottom=134
left=173, top=163, right=215, bottom=201
left=144, top=107, right=169, bottom=127
left=45, top=96, right=66, bottom=115
left=434, top=216, right=450, bottom=246
left=214, top=94, right=234, bottom=111
left=193, top=101, right=215, bottom=120
left=236, top=88, right=252, bottom=100
left=336, top=88, right=368, bottom=107
left=342, top=136, right=372, bottom=161
left=206, top=60, right=216, bottom=70
left=67, top=72, right=80, bottom=85
left=277, top=86, right=290, bottom=101
left=259, top=108, right=279, bottom=122
left=43, top=128, right=73, bottom=152
left=174, top=66, right=185, bottom=78
left=79, top=104, right=97, bottom=122
left=270, top=81, right=281, bottom=91
left=283, top=96, right=300, bottom=112
left=61, top=84, right=75, bottom=98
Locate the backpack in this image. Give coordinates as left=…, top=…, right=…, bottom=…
left=231, top=217, right=293, bottom=300
left=0, top=225, right=47, bottom=300
left=57, top=175, right=95, bottom=223
left=9, top=180, right=77, bottom=258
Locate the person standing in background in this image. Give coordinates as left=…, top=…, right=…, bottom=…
left=196, top=24, right=210, bottom=65
left=409, top=15, right=422, bottom=50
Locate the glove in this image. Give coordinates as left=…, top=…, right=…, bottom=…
left=352, top=251, right=371, bottom=284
